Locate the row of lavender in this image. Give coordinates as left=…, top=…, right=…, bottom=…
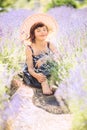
left=0, top=9, right=35, bottom=130
left=50, top=6, right=87, bottom=130
left=0, top=6, right=87, bottom=130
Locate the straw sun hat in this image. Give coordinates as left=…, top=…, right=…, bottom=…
left=20, top=13, right=58, bottom=43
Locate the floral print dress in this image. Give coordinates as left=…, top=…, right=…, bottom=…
left=23, top=42, right=51, bottom=88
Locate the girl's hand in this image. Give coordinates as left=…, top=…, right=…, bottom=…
left=35, top=73, right=46, bottom=83
left=35, top=57, right=47, bottom=68
left=35, top=59, right=43, bottom=68
left=35, top=56, right=48, bottom=68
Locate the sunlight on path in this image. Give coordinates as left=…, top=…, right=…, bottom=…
left=4, top=86, right=72, bottom=130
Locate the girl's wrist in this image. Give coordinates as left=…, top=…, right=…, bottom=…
left=29, top=69, right=38, bottom=78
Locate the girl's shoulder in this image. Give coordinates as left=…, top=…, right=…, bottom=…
left=25, top=45, right=33, bottom=56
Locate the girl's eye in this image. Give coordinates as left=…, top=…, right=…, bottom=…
left=43, top=27, right=47, bottom=31
left=37, top=29, right=41, bottom=32
left=43, top=29, right=46, bottom=31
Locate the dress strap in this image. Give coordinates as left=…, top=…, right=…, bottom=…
left=47, top=42, right=50, bottom=53
left=27, top=45, right=34, bottom=55
left=47, top=42, right=50, bottom=49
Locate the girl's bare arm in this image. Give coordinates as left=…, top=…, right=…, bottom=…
left=25, top=46, right=46, bottom=83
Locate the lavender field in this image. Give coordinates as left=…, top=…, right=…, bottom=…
left=0, top=6, right=87, bottom=130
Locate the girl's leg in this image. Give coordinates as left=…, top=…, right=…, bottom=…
left=41, top=78, right=53, bottom=95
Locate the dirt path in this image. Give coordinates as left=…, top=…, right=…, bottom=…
left=4, top=85, right=72, bottom=130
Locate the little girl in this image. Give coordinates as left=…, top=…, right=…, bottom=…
left=23, top=21, right=58, bottom=96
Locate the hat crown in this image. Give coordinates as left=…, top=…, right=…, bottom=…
left=20, top=13, right=58, bottom=43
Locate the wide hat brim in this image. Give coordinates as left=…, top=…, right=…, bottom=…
left=20, top=13, right=58, bottom=43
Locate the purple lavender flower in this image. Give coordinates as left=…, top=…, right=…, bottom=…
left=0, top=9, right=34, bottom=44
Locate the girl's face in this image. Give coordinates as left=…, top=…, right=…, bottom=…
left=34, top=26, right=48, bottom=41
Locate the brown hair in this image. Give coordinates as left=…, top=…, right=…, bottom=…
left=29, top=22, right=48, bottom=43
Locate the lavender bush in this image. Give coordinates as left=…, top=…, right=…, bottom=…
left=48, top=6, right=87, bottom=48
left=48, top=6, right=87, bottom=130
left=0, top=9, right=35, bottom=129
left=0, top=64, right=13, bottom=130
left=0, top=40, right=26, bottom=130
left=63, top=50, right=87, bottom=130
left=0, top=9, right=34, bottom=44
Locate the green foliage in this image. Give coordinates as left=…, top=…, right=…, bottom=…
left=0, top=0, right=16, bottom=11
left=1, top=0, right=87, bottom=12
left=44, top=0, right=79, bottom=11
left=78, top=0, right=87, bottom=8
left=47, top=54, right=73, bottom=86
left=13, top=0, right=31, bottom=9
left=0, top=40, right=25, bottom=72
left=69, top=100, right=87, bottom=130
left=0, top=0, right=40, bottom=11
left=55, top=0, right=78, bottom=7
